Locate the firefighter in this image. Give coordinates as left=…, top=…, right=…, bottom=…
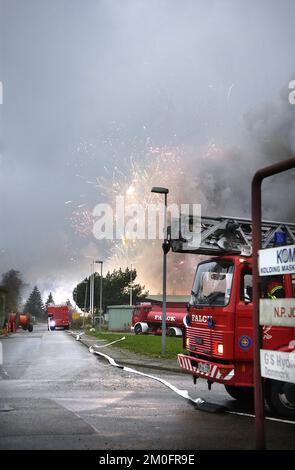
left=266, top=276, right=285, bottom=299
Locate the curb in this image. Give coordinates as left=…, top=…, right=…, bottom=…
left=69, top=331, right=184, bottom=374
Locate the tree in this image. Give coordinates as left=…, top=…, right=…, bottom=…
left=73, top=267, right=148, bottom=312
left=1, top=269, right=25, bottom=312
left=24, top=286, right=45, bottom=319
left=45, top=292, right=54, bottom=308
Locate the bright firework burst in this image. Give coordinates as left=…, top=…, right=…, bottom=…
left=68, top=142, right=198, bottom=293
left=70, top=209, right=94, bottom=237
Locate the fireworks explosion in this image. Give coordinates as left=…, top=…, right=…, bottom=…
left=70, top=209, right=94, bottom=237
left=96, top=145, right=186, bottom=205
left=67, top=142, right=198, bottom=294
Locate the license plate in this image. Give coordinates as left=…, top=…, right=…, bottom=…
left=198, top=362, right=210, bottom=374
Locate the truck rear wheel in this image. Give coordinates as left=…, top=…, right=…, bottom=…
left=28, top=324, right=33, bottom=332
left=265, top=380, right=295, bottom=418
left=225, top=385, right=254, bottom=402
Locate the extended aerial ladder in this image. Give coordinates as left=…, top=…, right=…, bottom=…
left=169, top=215, right=295, bottom=257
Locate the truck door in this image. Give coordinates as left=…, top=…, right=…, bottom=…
left=235, top=266, right=254, bottom=361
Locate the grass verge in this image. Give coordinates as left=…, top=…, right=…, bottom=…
left=87, top=330, right=183, bottom=359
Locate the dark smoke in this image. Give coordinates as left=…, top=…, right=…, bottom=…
left=189, top=83, right=295, bottom=222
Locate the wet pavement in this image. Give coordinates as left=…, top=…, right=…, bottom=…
left=0, top=324, right=294, bottom=450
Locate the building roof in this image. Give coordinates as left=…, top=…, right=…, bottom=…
left=107, top=305, right=134, bottom=309
left=146, top=295, right=190, bottom=303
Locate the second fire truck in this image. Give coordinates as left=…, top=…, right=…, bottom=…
left=131, top=302, right=187, bottom=337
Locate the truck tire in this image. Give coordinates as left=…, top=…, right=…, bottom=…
left=134, top=324, right=142, bottom=335
left=265, top=380, right=295, bottom=418
left=28, top=324, right=33, bottom=332
left=225, top=385, right=254, bottom=402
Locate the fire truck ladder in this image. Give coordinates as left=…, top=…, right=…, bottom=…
left=169, top=215, right=295, bottom=257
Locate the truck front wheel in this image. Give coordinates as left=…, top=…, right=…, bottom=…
left=265, top=380, right=295, bottom=418
left=225, top=385, right=254, bottom=402
left=134, top=324, right=142, bottom=335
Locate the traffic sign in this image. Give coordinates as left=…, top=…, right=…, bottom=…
left=72, top=312, right=80, bottom=320
left=259, top=299, right=295, bottom=327
left=260, top=349, right=295, bottom=384
left=259, top=244, right=295, bottom=276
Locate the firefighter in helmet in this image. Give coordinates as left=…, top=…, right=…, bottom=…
left=266, top=276, right=285, bottom=299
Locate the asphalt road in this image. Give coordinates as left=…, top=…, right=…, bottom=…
left=0, top=324, right=294, bottom=450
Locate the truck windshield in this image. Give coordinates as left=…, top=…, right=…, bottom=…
left=191, top=261, right=234, bottom=306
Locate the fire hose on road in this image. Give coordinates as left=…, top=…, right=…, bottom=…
left=73, top=332, right=295, bottom=423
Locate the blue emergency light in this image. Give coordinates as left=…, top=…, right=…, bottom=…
left=274, top=231, right=287, bottom=246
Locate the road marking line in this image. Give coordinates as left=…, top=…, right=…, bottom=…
left=227, top=410, right=295, bottom=425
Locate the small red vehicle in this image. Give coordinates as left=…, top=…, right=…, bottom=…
left=47, top=304, right=70, bottom=330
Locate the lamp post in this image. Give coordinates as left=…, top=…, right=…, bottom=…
left=130, top=264, right=133, bottom=306
left=97, top=261, right=103, bottom=332
left=91, top=261, right=103, bottom=329
left=90, top=262, right=94, bottom=327
left=82, top=280, right=88, bottom=329
left=151, top=186, right=169, bottom=355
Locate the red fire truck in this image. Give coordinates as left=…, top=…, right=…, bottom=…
left=171, top=215, right=295, bottom=417
left=131, top=302, right=187, bottom=337
left=47, top=304, right=70, bottom=330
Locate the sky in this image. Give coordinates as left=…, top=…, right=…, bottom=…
left=0, top=0, right=295, bottom=304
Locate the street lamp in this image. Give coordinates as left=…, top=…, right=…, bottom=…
left=151, top=186, right=169, bottom=355
left=90, top=262, right=94, bottom=327
left=129, top=264, right=133, bottom=306
left=96, top=261, right=103, bottom=333
left=82, top=280, right=88, bottom=329
left=90, top=260, right=102, bottom=328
